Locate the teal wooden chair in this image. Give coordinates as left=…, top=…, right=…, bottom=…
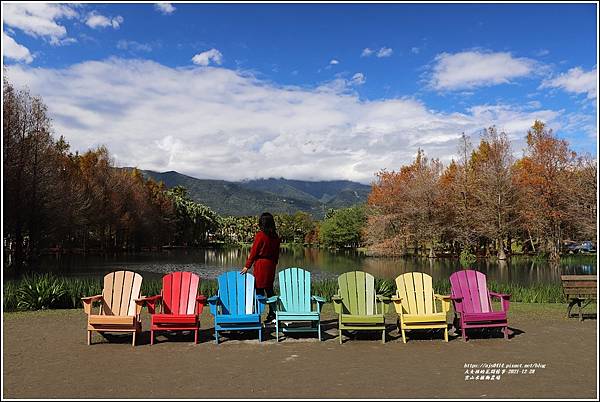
left=332, top=271, right=390, bottom=344
left=267, top=267, right=326, bottom=341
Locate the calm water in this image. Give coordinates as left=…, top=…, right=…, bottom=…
left=36, top=247, right=596, bottom=285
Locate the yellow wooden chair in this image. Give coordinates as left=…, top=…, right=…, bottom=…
left=392, top=272, right=451, bottom=343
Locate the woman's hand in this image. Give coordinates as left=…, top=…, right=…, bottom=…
left=240, top=267, right=249, bottom=275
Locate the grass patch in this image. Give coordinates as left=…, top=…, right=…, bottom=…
left=4, top=274, right=568, bottom=312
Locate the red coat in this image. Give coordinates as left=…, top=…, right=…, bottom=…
left=245, top=230, right=281, bottom=289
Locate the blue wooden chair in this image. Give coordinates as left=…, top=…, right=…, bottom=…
left=268, top=267, right=326, bottom=341
left=208, top=271, right=267, bottom=344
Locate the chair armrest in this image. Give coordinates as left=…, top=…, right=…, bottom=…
left=266, top=295, right=279, bottom=304
left=195, top=294, right=208, bottom=315
left=135, top=295, right=161, bottom=314
left=450, top=295, right=463, bottom=301
left=376, top=294, right=391, bottom=302
left=207, top=295, right=220, bottom=316
left=81, top=294, right=103, bottom=303
left=256, top=294, right=268, bottom=304
left=489, top=292, right=511, bottom=312
left=376, top=294, right=391, bottom=314
left=331, top=295, right=343, bottom=303
left=135, top=295, right=161, bottom=304
left=434, top=294, right=452, bottom=313
left=391, top=295, right=402, bottom=301
left=81, top=295, right=103, bottom=315
left=489, top=291, right=511, bottom=299
left=311, top=295, right=326, bottom=304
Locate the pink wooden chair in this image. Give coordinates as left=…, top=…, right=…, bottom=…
left=137, top=272, right=207, bottom=345
left=449, top=270, right=511, bottom=341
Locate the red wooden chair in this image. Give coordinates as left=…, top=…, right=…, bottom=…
left=137, top=272, right=207, bottom=345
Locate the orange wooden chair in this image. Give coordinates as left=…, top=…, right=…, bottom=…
left=81, top=270, right=144, bottom=346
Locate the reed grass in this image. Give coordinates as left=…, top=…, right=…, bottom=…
left=3, top=274, right=567, bottom=311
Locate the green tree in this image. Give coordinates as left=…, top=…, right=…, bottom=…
left=319, top=205, right=367, bottom=248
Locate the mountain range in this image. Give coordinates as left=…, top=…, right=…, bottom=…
left=137, top=170, right=371, bottom=218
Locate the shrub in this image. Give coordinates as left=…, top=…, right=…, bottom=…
left=459, top=249, right=477, bottom=267
left=16, top=274, right=68, bottom=310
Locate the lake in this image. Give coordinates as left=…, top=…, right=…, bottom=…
left=36, top=246, right=596, bottom=285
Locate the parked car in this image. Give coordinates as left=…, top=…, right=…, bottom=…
left=566, top=241, right=596, bottom=253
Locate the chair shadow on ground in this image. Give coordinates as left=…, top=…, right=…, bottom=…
left=567, top=312, right=597, bottom=321
left=446, top=325, right=525, bottom=341
left=94, top=320, right=525, bottom=344
left=95, top=328, right=216, bottom=345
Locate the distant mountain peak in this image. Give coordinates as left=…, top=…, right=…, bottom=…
left=138, top=170, right=369, bottom=218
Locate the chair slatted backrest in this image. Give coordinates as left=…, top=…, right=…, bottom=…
left=217, top=271, right=256, bottom=316
left=449, top=270, right=491, bottom=314
left=162, top=272, right=201, bottom=315
left=338, top=271, right=377, bottom=315
left=102, top=270, right=143, bottom=316
left=279, top=267, right=311, bottom=313
left=395, top=272, right=437, bottom=315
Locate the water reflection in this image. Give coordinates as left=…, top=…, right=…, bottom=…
left=35, top=248, right=596, bottom=285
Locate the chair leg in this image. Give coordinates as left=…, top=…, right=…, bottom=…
left=567, top=299, right=575, bottom=318
left=276, top=320, right=279, bottom=342
left=382, top=329, right=385, bottom=344
left=87, top=330, right=91, bottom=346
left=504, top=326, right=509, bottom=340
left=462, top=327, right=467, bottom=341
left=578, top=300, right=583, bottom=321
left=214, top=329, right=219, bottom=345
left=258, top=328, right=262, bottom=342
left=339, top=325, right=343, bottom=345
left=151, top=330, right=154, bottom=345
left=318, top=321, right=322, bottom=341
left=401, top=329, right=406, bottom=344
left=194, top=329, right=198, bottom=344
left=444, top=327, right=448, bottom=342
left=132, top=331, right=136, bottom=347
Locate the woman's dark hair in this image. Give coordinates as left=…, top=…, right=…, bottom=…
left=259, top=212, right=278, bottom=238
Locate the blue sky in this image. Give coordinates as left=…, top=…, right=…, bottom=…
left=3, top=2, right=598, bottom=183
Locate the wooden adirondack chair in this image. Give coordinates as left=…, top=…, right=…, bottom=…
left=208, top=271, right=267, bottom=344
left=449, top=269, right=511, bottom=341
left=81, top=270, right=144, bottom=346
left=137, top=272, right=207, bottom=345
left=332, top=271, right=390, bottom=344
left=268, top=267, right=326, bottom=341
left=392, top=272, right=451, bottom=343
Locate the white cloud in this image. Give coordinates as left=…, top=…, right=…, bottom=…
left=411, top=47, right=420, bottom=54
left=3, top=32, right=34, bottom=63
left=192, top=49, right=223, bottom=66
left=350, top=72, right=366, bottom=86
left=540, top=67, right=597, bottom=100
left=154, top=3, right=176, bottom=15
left=429, top=51, right=537, bottom=91
left=5, top=59, right=576, bottom=183
left=361, top=48, right=373, bottom=57
left=376, top=47, right=393, bottom=58
left=117, top=40, right=153, bottom=52
left=3, top=3, right=78, bottom=45
left=362, top=47, right=393, bottom=58
left=86, top=12, right=124, bottom=29
left=329, top=59, right=339, bottom=65
left=535, top=49, right=550, bottom=57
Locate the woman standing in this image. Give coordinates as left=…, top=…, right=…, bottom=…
left=240, top=212, right=281, bottom=323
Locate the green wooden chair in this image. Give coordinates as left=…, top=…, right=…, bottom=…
left=332, top=271, right=391, bottom=344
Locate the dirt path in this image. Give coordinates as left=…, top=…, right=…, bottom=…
left=3, top=304, right=597, bottom=399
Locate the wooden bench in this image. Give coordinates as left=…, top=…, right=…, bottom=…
left=560, top=275, right=597, bottom=321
